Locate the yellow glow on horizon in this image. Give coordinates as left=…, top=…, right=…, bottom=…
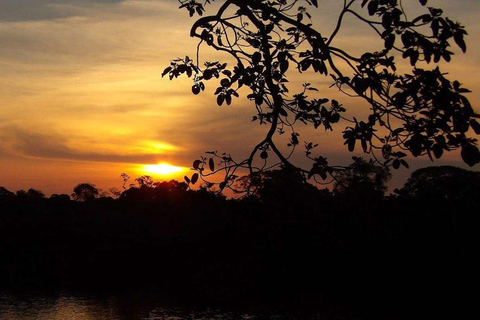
left=142, top=163, right=188, bottom=176
left=148, top=141, right=179, bottom=152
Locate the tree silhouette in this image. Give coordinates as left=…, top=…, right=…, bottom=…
left=164, top=0, right=479, bottom=192
left=71, top=183, right=99, bottom=202
left=50, top=194, right=71, bottom=202
left=0, top=187, right=15, bottom=202
left=333, top=156, right=391, bottom=199
left=234, top=166, right=323, bottom=200
left=135, top=175, right=155, bottom=188
left=396, top=165, right=480, bottom=201
left=15, top=188, right=45, bottom=202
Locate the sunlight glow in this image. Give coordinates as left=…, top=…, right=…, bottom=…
left=148, top=141, right=179, bottom=152
left=143, top=163, right=187, bottom=176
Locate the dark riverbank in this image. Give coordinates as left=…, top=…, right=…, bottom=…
left=1, top=183, right=477, bottom=319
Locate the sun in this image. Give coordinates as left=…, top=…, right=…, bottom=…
left=142, top=163, right=187, bottom=176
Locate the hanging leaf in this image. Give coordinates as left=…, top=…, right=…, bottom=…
left=470, top=119, right=480, bottom=134
left=192, top=84, right=201, bottom=95
left=217, top=95, right=224, bottom=106
left=392, top=159, right=401, bottom=169
left=209, top=158, right=215, bottom=171
left=432, top=144, right=444, bottom=159
left=461, top=144, right=480, bottom=167
left=192, top=160, right=202, bottom=169
left=191, top=173, right=199, bottom=185
left=347, top=139, right=355, bottom=152
left=367, top=0, right=378, bottom=16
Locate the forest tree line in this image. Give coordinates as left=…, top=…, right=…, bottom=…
left=0, top=164, right=478, bottom=317
left=1, top=163, right=480, bottom=204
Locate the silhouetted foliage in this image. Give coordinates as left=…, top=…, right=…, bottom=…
left=49, top=194, right=71, bottom=202
left=120, top=179, right=191, bottom=203
left=334, top=157, right=392, bottom=199
left=120, top=172, right=131, bottom=190
left=396, top=165, right=480, bottom=201
left=71, top=183, right=99, bottom=202
left=135, top=175, right=155, bottom=188
left=235, top=166, right=327, bottom=202
left=14, top=188, right=45, bottom=202
left=0, top=171, right=477, bottom=317
left=0, top=187, right=15, bottom=202
left=165, top=0, right=479, bottom=193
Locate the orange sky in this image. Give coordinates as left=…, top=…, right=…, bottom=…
left=1, top=0, right=479, bottom=195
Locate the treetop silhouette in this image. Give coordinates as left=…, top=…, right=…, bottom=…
left=396, top=165, right=480, bottom=200
left=163, top=0, right=479, bottom=193
left=72, top=183, right=99, bottom=202
left=333, top=157, right=391, bottom=199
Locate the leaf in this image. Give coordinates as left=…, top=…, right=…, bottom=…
left=191, top=173, right=199, bottom=185
left=432, top=144, right=444, bottom=159
left=193, top=160, right=202, bottom=169
left=209, top=158, right=215, bottom=171
left=470, top=119, right=480, bottom=134
left=461, top=144, right=480, bottom=167
left=361, top=139, right=368, bottom=152
left=382, top=12, right=393, bottom=28
left=409, top=50, right=419, bottom=66
left=367, top=0, right=378, bottom=16
left=460, top=95, right=473, bottom=114
left=347, top=139, right=355, bottom=152
left=217, top=95, right=224, bottom=106
left=184, top=175, right=191, bottom=184
left=400, top=160, right=409, bottom=169
left=384, top=34, right=395, bottom=50
left=161, top=66, right=172, bottom=78
left=311, top=0, right=318, bottom=8
left=318, top=168, right=327, bottom=180
left=192, top=84, right=201, bottom=95
left=392, top=159, right=400, bottom=169
left=431, top=19, right=439, bottom=37
left=454, top=33, right=467, bottom=53
left=225, top=94, right=232, bottom=105
left=214, top=87, right=223, bottom=95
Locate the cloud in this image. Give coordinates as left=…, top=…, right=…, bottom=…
left=0, top=0, right=478, bottom=195
left=0, top=0, right=197, bottom=75
left=0, top=0, right=124, bottom=22
left=0, top=125, right=180, bottom=164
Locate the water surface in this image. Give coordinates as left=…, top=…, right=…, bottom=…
left=0, top=291, right=331, bottom=320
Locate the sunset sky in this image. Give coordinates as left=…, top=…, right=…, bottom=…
left=1, top=0, right=479, bottom=196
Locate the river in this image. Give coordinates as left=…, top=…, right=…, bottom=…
left=0, top=290, right=334, bottom=320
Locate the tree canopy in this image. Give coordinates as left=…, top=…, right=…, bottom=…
left=396, top=165, right=480, bottom=200
left=333, top=157, right=391, bottom=199
left=164, top=0, right=479, bottom=193
left=71, top=183, right=99, bottom=202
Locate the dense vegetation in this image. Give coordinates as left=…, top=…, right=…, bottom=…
left=165, top=0, right=479, bottom=194
left=0, top=165, right=478, bottom=317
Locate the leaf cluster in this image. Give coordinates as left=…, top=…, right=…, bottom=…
left=165, top=0, right=479, bottom=193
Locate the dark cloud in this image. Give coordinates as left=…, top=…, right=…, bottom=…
left=0, top=126, right=165, bottom=164
left=0, top=0, right=124, bottom=22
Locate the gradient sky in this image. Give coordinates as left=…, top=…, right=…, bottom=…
left=1, top=0, right=479, bottom=196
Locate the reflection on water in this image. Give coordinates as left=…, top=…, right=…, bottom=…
left=0, top=291, right=322, bottom=320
